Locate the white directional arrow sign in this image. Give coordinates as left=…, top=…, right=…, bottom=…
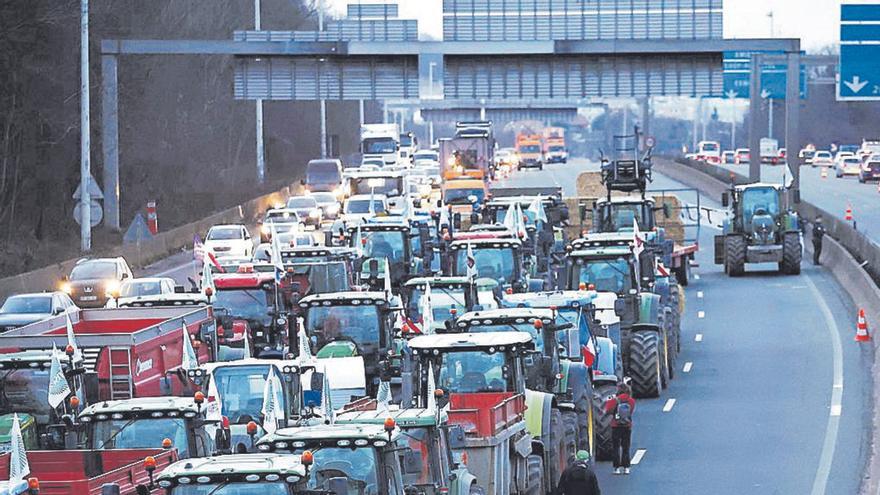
left=760, top=89, right=771, bottom=99
left=725, top=89, right=738, bottom=99
left=844, top=75, right=869, bottom=94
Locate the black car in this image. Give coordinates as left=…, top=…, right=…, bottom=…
left=61, top=257, right=133, bottom=308
left=0, top=292, right=77, bottom=332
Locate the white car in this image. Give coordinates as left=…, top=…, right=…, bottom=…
left=835, top=156, right=862, bottom=177
left=311, top=191, right=341, bottom=220
left=811, top=150, right=833, bottom=167
left=204, top=224, right=253, bottom=259
left=107, top=277, right=207, bottom=308
left=341, top=194, right=389, bottom=224
left=412, top=150, right=440, bottom=167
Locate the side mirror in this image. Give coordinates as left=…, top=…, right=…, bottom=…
left=403, top=450, right=424, bottom=474
left=613, top=297, right=626, bottom=316
left=300, top=179, right=306, bottom=186
left=54, top=307, right=65, bottom=315
left=721, top=192, right=729, bottom=207
left=447, top=424, right=466, bottom=449
left=662, top=203, right=671, bottom=219
left=368, top=259, right=379, bottom=279
left=122, top=273, right=129, bottom=279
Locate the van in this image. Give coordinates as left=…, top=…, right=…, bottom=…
left=303, top=159, right=344, bottom=198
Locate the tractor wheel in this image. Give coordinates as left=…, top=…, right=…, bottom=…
left=592, top=383, right=617, bottom=461
left=725, top=235, right=746, bottom=277
left=548, top=409, right=572, bottom=490
left=560, top=410, right=581, bottom=461
left=468, top=484, right=486, bottom=495
left=781, top=232, right=802, bottom=275
left=525, top=454, right=545, bottom=495
left=629, top=331, right=663, bottom=398
left=659, top=329, right=671, bottom=389
left=664, top=314, right=677, bottom=380
left=675, top=259, right=690, bottom=286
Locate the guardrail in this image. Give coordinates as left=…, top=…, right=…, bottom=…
left=0, top=182, right=298, bottom=301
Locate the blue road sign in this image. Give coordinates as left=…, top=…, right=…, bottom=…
left=723, top=51, right=807, bottom=99
left=839, top=3, right=880, bottom=101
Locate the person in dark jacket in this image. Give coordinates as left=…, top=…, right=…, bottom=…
left=557, top=450, right=601, bottom=495
left=812, top=216, right=826, bottom=265
left=604, top=382, right=636, bottom=475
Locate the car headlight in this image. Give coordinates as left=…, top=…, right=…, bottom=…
left=60, top=282, right=72, bottom=294
left=261, top=225, right=270, bottom=235
left=105, top=279, right=120, bottom=296
left=327, top=204, right=340, bottom=214
left=309, top=209, right=320, bottom=219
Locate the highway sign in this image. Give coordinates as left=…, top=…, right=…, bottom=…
left=839, top=4, right=880, bottom=100
left=73, top=201, right=103, bottom=228
left=722, top=51, right=807, bottom=99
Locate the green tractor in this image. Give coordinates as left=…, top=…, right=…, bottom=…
left=714, top=183, right=802, bottom=276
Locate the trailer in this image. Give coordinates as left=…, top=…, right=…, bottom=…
left=0, top=448, right=176, bottom=495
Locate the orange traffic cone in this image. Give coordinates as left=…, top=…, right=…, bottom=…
left=845, top=205, right=854, bottom=221
left=821, top=168, right=828, bottom=179
left=855, top=309, right=871, bottom=342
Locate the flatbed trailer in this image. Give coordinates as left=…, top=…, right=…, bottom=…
left=0, top=306, right=217, bottom=402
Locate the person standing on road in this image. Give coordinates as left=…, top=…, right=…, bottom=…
left=557, top=450, right=601, bottom=495
left=812, top=216, right=826, bottom=265
left=604, top=382, right=636, bottom=475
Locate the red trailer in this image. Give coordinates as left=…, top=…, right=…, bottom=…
left=0, top=306, right=216, bottom=402
left=0, top=448, right=176, bottom=495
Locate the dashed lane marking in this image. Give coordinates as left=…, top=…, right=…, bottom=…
left=631, top=449, right=647, bottom=465
left=695, top=334, right=703, bottom=342
left=662, top=399, right=676, bottom=412
left=694, top=274, right=701, bottom=280
left=698, top=311, right=705, bottom=319
left=697, top=291, right=704, bottom=299
left=804, top=276, right=844, bottom=495
left=683, top=362, right=693, bottom=373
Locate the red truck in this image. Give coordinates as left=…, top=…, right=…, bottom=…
left=0, top=448, right=176, bottom=495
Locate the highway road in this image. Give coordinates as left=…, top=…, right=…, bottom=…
left=718, top=161, right=880, bottom=243
left=496, top=159, right=869, bottom=493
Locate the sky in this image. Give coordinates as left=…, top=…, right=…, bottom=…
left=327, top=0, right=840, bottom=52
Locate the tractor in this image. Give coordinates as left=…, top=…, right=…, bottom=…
left=714, top=183, right=802, bottom=276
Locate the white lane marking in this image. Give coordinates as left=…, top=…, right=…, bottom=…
left=697, top=291, right=704, bottom=299
left=695, top=334, right=703, bottom=342
left=662, top=399, right=676, bottom=412
left=153, top=258, right=195, bottom=277
left=694, top=274, right=701, bottom=280
left=683, top=362, right=693, bottom=373
left=698, top=311, right=705, bottom=319
left=631, top=449, right=647, bottom=465
left=804, top=276, right=844, bottom=495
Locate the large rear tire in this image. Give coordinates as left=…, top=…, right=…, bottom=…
left=725, top=235, right=746, bottom=277
left=781, top=232, right=802, bottom=275
left=548, top=409, right=573, bottom=491
left=675, top=259, right=690, bottom=286
left=525, top=454, right=545, bottom=495
left=592, top=383, right=617, bottom=461
left=629, top=331, right=663, bottom=398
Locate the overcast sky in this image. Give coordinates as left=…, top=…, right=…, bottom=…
left=327, top=0, right=839, bottom=52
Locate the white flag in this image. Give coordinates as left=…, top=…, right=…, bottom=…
left=514, top=203, right=528, bottom=238
left=65, top=313, right=80, bottom=360
left=320, top=371, right=335, bottom=425
left=376, top=381, right=391, bottom=413
left=425, top=366, right=438, bottom=413
left=201, top=255, right=215, bottom=297
left=261, top=367, right=285, bottom=434
left=297, top=318, right=313, bottom=361
left=439, top=206, right=450, bottom=230
left=271, top=224, right=284, bottom=272
left=9, top=413, right=29, bottom=481
left=369, top=187, right=376, bottom=216
left=465, top=242, right=478, bottom=280
left=354, top=224, right=365, bottom=258
left=243, top=325, right=253, bottom=359
left=383, top=257, right=392, bottom=296
left=205, top=372, right=223, bottom=423
left=632, top=217, right=645, bottom=260
left=181, top=320, right=199, bottom=371
left=527, top=195, right=548, bottom=224
left=420, top=281, right=435, bottom=334
left=503, top=202, right=518, bottom=232
left=47, top=345, right=71, bottom=409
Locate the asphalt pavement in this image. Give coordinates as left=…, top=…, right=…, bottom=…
left=496, top=159, right=869, bottom=494
left=718, top=161, right=880, bottom=244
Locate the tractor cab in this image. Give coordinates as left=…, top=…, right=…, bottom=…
left=402, top=276, right=497, bottom=334
left=212, top=267, right=288, bottom=358
left=599, top=127, right=654, bottom=196
left=78, top=396, right=224, bottom=459
left=156, top=453, right=310, bottom=494
left=448, top=238, right=538, bottom=293
left=256, top=423, right=409, bottom=495
left=347, top=222, right=422, bottom=289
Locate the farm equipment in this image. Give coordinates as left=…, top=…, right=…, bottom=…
left=156, top=453, right=310, bottom=494
left=212, top=267, right=288, bottom=358
left=346, top=221, right=428, bottom=290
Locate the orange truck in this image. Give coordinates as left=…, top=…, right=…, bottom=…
left=515, top=133, right=543, bottom=170
left=543, top=127, right=568, bottom=164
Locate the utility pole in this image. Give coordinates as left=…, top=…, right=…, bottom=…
left=767, top=98, right=773, bottom=140
left=80, top=0, right=91, bottom=251
left=748, top=53, right=763, bottom=182
left=692, top=98, right=701, bottom=152
left=318, top=0, right=327, bottom=158
left=255, top=0, right=266, bottom=184
left=785, top=51, right=802, bottom=197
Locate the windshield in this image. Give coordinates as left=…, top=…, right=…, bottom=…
left=351, top=178, right=402, bottom=196
left=287, top=198, right=316, bottom=209
left=444, top=188, right=484, bottom=204
left=91, top=418, right=189, bottom=457
left=466, top=322, right=543, bottom=352
left=519, top=145, right=540, bottom=153
left=299, top=447, right=379, bottom=492
left=454, top=248, right=515, bottom=283
left=307, top=162, right=340, bottom=182
left=741, top=187, right=780, bottom=222
left=574, top=257, right=633, bottom=294
left=70, top=261, right=116, bottom=280
left=211, top=365, right=275, bottom=424
left=413, top=152, right=437, bottom=161
left=361, top=231, right=406, bottom=263
left=345, top=199, right=386, bottom=215
left=438, top=351, right=508, bottom=393
left=0, top=368, right=53, bottom=417
left=312, top=193, right=337, bottom=204
left=208, top=228, right=242, bottom=241
left=599, top=204, right=646, bottom=231
left=306, top=305, right=381, bottom=350
left=400, top=134, right=414, bottom=147
left=0, top=296, right=51, bottom=314
left=120, top=281, right=163, bottom=298
left=170, top=483, right=289, bottom=495
left=213, top=289, right=272, bottom=323
left=548, top=145, right=565, bottom=152
left=363, top=138, right=396, bottom=155
left=700, top=143, right=719, bottom=152
left=406, top=286, right=468, bottom=322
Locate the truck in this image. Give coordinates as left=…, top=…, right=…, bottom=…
left=542, top=127, right=568, bottom=164
left=408, top=332, right=545, bottom=495
left=400, top=131, right=419, bottom=163
left=516, top=134, right=544, bottom=170
left=695, top=140, right=721, bottom=164
left=0, top=448, right=176, bottom=495
left=439, top=122, right=495, bottom=181
left=361, top=123, right=401, bottom=167
left=343, top=169, right=408, bottom=215
left=760, top=138, right=780, bottom=165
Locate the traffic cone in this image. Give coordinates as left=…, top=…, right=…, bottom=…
left=821, top=168, right=828, bottom=179
left=855, top=309, right=871, bottom=342
left=845, top=205, right=854, bottom=221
